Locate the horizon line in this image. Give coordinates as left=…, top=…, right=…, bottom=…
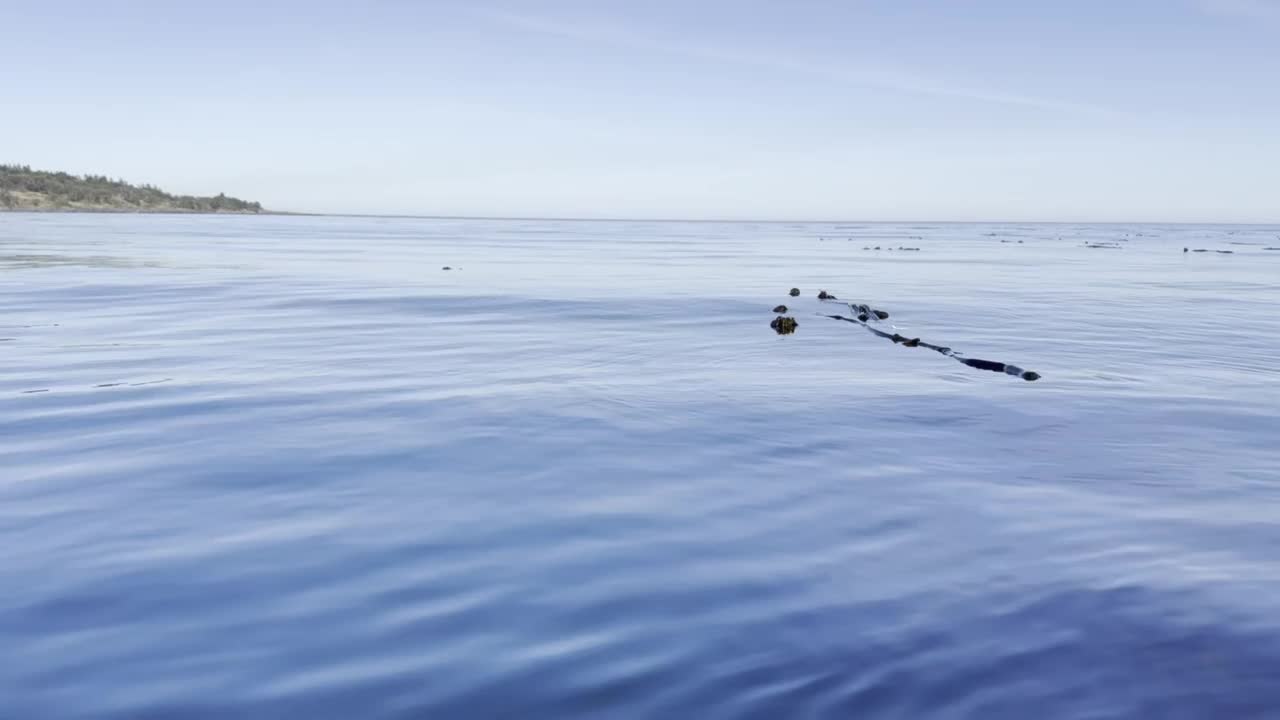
left=4, top=208, right=1278, bottom=226
left=294, top=211, right=1280, bottom=227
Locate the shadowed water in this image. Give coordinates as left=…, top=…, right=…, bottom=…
left=2, top=214, right=1279, bottom=719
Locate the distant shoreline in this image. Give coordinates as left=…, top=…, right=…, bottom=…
left=0, top=207, right=305, bottom=216
left=1, top=164, right=268, bottom=215
left=2, top=208, right=1276, bottom=226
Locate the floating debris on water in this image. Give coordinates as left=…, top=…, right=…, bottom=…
left=1216, top=250, right=1234, bottom=254
left=767, top=293, right=1042, bottom=381
left=442, top=266, right=452, bottom=270
left=823, top=311, right=1039, bottom=380
left=845, top=302, right=890, bottom=320
left=789, top=288, right=801, bottom=297
left=770, top=316, right=798, bottom=335
left=772, top=305, right=788, bottom=313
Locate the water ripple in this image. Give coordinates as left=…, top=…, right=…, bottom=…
left=2, top=215, right=1279, bottom=718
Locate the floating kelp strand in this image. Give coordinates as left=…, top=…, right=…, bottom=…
left=817, top=309, right=1039, bottom=381
left=817, top=297, right=890, bottom=322
left=822, top=313, right=1039, bottom=381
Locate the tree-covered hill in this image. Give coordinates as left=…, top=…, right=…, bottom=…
left=0, top=164, right=265, bottom=213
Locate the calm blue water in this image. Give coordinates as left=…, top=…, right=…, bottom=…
left=2, top=213, right=1279, bottom=719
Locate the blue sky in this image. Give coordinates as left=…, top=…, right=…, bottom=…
left=4, top=0, right=1279, bottom=221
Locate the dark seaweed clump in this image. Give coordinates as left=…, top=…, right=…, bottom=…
left=770, top=316, right=798, bottom=335
left=798, top=289, right=1041, bottom=381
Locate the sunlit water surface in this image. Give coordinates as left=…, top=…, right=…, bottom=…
left=2, top=214, right=1279, bottom=719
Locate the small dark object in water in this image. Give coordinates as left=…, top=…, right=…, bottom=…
left=1192, top=249, right=1208, bottom=253
left=818, top=290, right=837, bottom=300
left=857, top=314, right=870, bottom=322
left=1018, top=240, right=1024, bottom=244
left=1021, top=371, right=1041, bottom=382
left=772, top=305, right=788, bottom=313
left=770, top=316, right=798, bottom=335
left=962, top=358, right=1005, bottom=372
left=874, top=246, right=881, bottom=250
left=902, top=337, right=921, bottom=347
left=873, top=310, right=890, bottom=320
left=442, top=266, right=452, bottom=270
left=1265, top=247, right=1280, bottom=251
left=789, top=288, right=801, bottom=297
left=1216, top=250, right=1234, bottom=254
left=863, top=246, right=870, bottom=250
left=1183, top=247, right=1189, bottom=253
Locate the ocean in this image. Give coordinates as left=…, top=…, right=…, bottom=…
left=2, top=213, right=1278, bottom=718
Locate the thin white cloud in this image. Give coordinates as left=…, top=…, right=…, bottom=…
left=473, top=7, right=1123, bottom=118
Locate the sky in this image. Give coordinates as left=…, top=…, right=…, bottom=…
left=3, top=0, right=1279, bottom=221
